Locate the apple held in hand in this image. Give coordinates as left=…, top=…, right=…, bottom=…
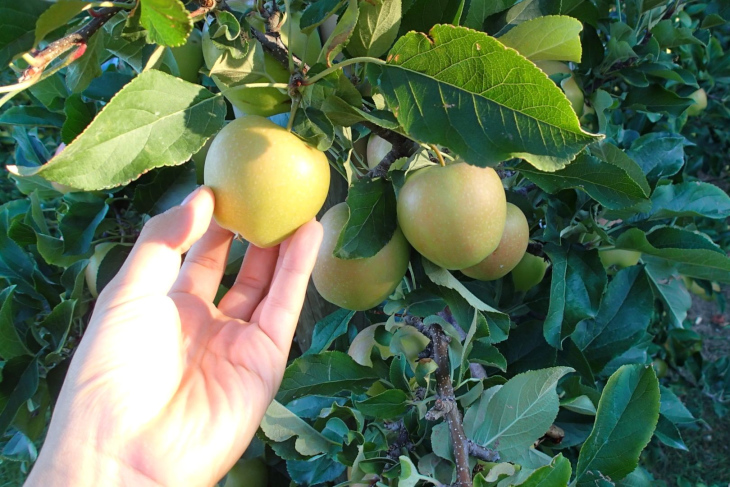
left=204, top=115, right=330, bottom=248
left=313, top=203, right=411, bottom=311
left=462, top=203, right=529, bottom=281
left=85, top=243, right=119, bottom=298
left=397, top=162, right=507, bottom=270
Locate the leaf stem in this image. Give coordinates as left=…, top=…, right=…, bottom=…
left=430, top=144, right=446, bottom=167
left=305, top=57, right=386, bottom=85
left=222, top=82, right=290, bottom=95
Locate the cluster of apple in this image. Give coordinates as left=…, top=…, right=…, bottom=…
left=203, top=113, right=549, bottom=312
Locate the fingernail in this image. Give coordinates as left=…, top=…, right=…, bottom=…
left=181, top=187, right=201, bottom=206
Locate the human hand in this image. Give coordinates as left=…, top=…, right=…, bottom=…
left=25, top=187, right=323, bottom=487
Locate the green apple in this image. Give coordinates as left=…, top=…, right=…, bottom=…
left=397, top=162, right=507, bottom=270
left=598, top=249, right=641, bottom=270
left=535, top=61, right=584, bottom=116
left=462, top=203, right=529, bottom=281
left=313, top=203, right=410, bottom=310
left=204, top=115, right=330, bottom=248
left=170, top=29, right=204, bottom=83
left=224, top=458, right=267, bottom=487
left=511, top=252, right=548, bottom=292
left=366, top=135, right=392, bottom=169
left=85, top=242, right=118, bottom=298
left=686, top=88, right=707, bottom=116
left=652, top=358, right=668, bottom=379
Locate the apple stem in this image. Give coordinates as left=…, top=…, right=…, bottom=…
left=430, top=144, right=447, bottom=167
left=286, top=97, right=301, bottom=132
left=305, top=57, right=387, bottom=85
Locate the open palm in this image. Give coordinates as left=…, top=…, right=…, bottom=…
left=27, top=187, right=323, bottom=487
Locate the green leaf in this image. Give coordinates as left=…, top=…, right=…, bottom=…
left=34, top=1, right=90, bottom=46
left=277, top=351, right=379, bottom=403
left=624, top=86, right=693, bottom=117
left=519, top=454, right=572, bottom=487
left=95, top=244, right=132, bottom=295
left=651, top=19, right=703, bottom=48
left=62, top=94, right=97, bottom=144
left=28, top=75, right=69, bottom=111
left=354, top=389, right=408, bottom=418
left=305, top=309, right=356, bottom=355
left=347, top=0, right=402, bottom=58
left=40, top=300, right=76, bottom=353
left=497, top=15, right=583, bottom=62
left=400, top=0, right=464, bottom=33
left=572, top=266, right=653, bottom=373
left=0, top=106, right=65, bottom=128
left=516, top=153, right=649, bottom=211
left=291, top=106, right=335, bottom=152
left=0, top=0, right=50, bottom=66
left=0, top=287, right=32, bottom=359
left=590, top=142, right=651, bottom=197
left=543, top=244, right=606, bottom=349
left=59, top=192, right=109, bottom=255
left=139, top=0, right=192, bottom=47
left=0, top=356, right=39, bottom=435
left=372, top=25, right=600, bottom=171
left=625, top=132, right=686, bottom=186
left=133, top=164, right=198, bottom=216
left=318, top=0, right=359, bottom=65
left=463, top=0, right=522, bottom=30
left=301, top=0, right=344, bottom=34
left=321, top=96, right=398, bottom=128
left=471, top=367, right=573, bottom=460
left=653, top=416, right=687, bottom=450
left=646, top=182, right=730, bottom=220
left=615, top=227, right=730, bottom=283
left=261, top=400, right=340, bottom=456
left=287, top=456, right=347, bottom=485
left=65, top=27, right=106, bottom=93
left=334, top=178, right=397, bottom=259
left=575, top=365, right=660, bottom=486
left=560, top=395, right=597, bottom=415
left=659, top=386, right=695, bottom=425
left=468, top=340, right=507, bottom=371
left=10, top=70, right=226, bottom=191
left=644, top=260, right=691, bottom=328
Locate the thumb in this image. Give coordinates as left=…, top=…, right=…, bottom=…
left=101, top=187, right=215, bottom=303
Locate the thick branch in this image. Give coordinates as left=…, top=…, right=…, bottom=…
left=431, top=324, right=472, bottom=487
left=21, top=7, right=121, bottom=82
left=249, top=27, right=308, bottom=73
left=467, top=440, right=500, bottom=462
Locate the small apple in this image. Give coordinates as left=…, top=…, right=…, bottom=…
left=366, top=135, right=392, bottom=169
left=511, top=252, right=548, bottom=292
left=535, top=61, right=584, bottom=116
left=598, top=249, right=641, bottom=270
left=204, top=115, right=330, bottom=248
left=461, top=203, right=529, bottom=281
left=397, top=162, right=507, bottom=270
left=313, top=203, right=410, bottom=310
left=223, top=458, right=268, bottom=487
left=686, top=88, right=707, bottom=116
left=85, top=242, right=119, bottom=298
left=652, top=358, right=668, bottom=379
left=170, top=29, right=204, bottom=83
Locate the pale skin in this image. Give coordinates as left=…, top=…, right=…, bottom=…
left=24, top=187, right=323, bottom=487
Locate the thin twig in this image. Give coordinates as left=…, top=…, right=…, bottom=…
left=362, top=122, right=420, bottom=177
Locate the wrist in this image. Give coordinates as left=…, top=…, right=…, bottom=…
left=26, top=444, right=163, bottom=487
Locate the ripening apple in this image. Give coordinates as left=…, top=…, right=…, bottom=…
left=366, top=135, right=392, bottom=169
left=652, top=358, right=668, bottom=379
left=681, top=275, right=720, bottom=301
left=535, top=61, right=584, bottom=116
left=312, top=203, right=410, bottom=311
left=686, top=88, right=707, bottom=116
left=461, top=203, right=529, bottom=281
left=397, top=162, right=507, bottom=270
left=204, top=115, right=330, bottom=248
left=85, top=242, right=119, bottom=298
left=598, top=249, right=641, bottom=270
left=511, top=252, right=548, bottom=292
left=223, top=458, right=268, bottom=487
left=170, top=29, right=204, bottom=83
